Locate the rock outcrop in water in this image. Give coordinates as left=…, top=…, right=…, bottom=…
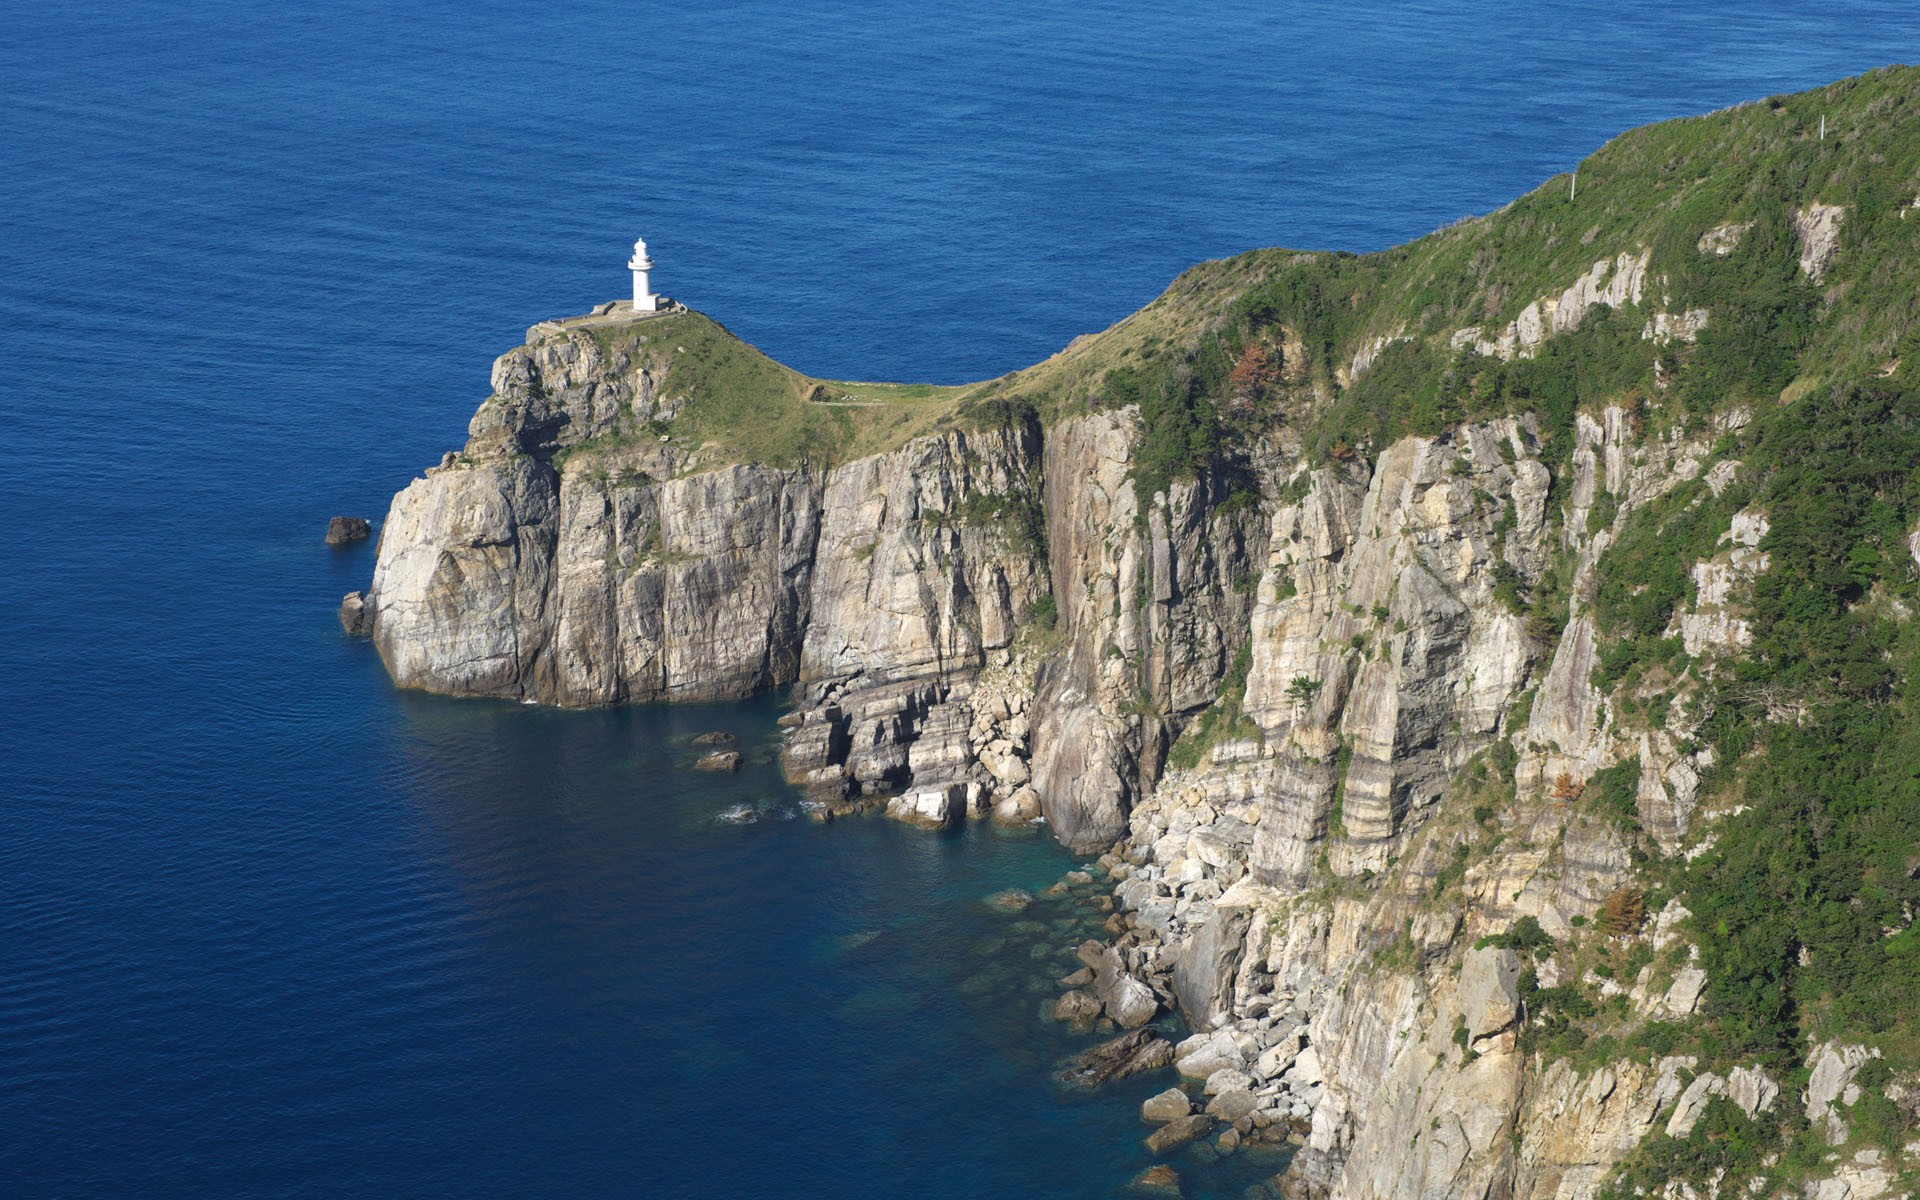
left=349, top=67, right=1920, bottom=1200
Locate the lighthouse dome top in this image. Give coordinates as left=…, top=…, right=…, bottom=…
left=632, top=236, right=649, bottom=259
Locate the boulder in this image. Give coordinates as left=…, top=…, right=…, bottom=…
left=1459, top=946, right=1521, bottom=1042
left=886, top=783, right=966, bottom=828
left=1728, top=1064, right=1780, bottom=1118
left=1052, top=991, right=1103, bottom=1025
left=1145, top=1113, right=1213, bottom=1156
left=338, top=590, right=373, bottom=634
left=692, top=731, right=736, bottom=745
left=990, top=785, right=1043, bottom=826
left=694, top=750, right=742, bottom=772
left=325, top=516, right=371, bottom=544
left=1058, top=967, right=1094, bottom=988
left=1172, top=905, right=1252, bottom=1031
left=1141, top=1087, right=1193, bottom=1123
left=1205, top=1089, right=1258, bottom=1123
left=1662, top=966, right=1708, bottom=1015
left=1056, top=1028, right=1176, bottom=1089
left=1030, top=655, right=1135, bottom=852
left=1255, top=1035, right=1301, bottom=1079
left=1094, top=955, right=1161, bottom=1029
left=1176, top=1032, right=1244, bottom=1081
left=979, top=740, right=1031, bottom=788
left=1665, top=1072, right=1726, bottom=1138
left=1286, top=1046, right=1324, bottom=1088
left=1204, top=1067, right=1255, bottom=1096
left=1807, top=1042, right=1879, bottom=1145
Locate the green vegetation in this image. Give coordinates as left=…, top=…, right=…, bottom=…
left=550, top=311, right=997, bottom=469
left=1326, top=738, right=1354, bottom=838
left=1566, top=343, right=1920, bottom=1197
left=1680, top=377, right=1920, bottom=1061
left=1165, top=643, right=1262, bottom=770
left=1284, top=675, right=1323, bottom=708
left=1026, top=594, right=1058, bottom=633
left=1586, top=760, right=1643, bottom=834
left=1480, top=915, right=1555, bottom=955
left=1092, top=66, right=1920, bottom=479
left=1574, top=366, right=1920, bottom=1088
left=953, top=485, right=1048, bottom=557
left=1606, top=1097, right=1791, bottom=1199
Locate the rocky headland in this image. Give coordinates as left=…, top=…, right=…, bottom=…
left=346, top=68, right=1920, bottom=1200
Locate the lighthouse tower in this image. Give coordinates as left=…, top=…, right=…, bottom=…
left=628, top=237, right=658, bottom=313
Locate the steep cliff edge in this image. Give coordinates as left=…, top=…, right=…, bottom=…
left=350, top=67, right=1920, bottom=1200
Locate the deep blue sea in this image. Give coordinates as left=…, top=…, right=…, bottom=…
left=4, top=3, right=1917, bottom=1196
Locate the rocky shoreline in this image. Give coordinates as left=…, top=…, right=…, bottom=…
left=961, top=853, right=1310, bottom=1197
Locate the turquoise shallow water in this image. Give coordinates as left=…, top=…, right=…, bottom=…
left=3, top=1, right=1919, bottom=1195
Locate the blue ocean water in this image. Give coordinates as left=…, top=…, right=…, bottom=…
left=3, top=2, right=1917, bottom=1196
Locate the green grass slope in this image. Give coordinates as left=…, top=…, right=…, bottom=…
left=562, top=66, right=1920, bottom=482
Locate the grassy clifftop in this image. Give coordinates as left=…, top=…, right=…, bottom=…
left=995, top=63, right=1920, bottom=492
left=581, top=65, right=1919, bottom=479
left=550, top=309, right=974, bottom=468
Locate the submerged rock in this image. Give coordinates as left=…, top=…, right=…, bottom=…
left=1145, top=1113, right=1213, bottom=1156
left=1126, top=1164, right=1183, bottom=1195
left=983, top=889, right=1035, bottom=913
left=1056, top=1028, right=1175, bottom=1089
left=694, top=750, right=742, bottom=772
left=692, top=731, right=736, bottom=745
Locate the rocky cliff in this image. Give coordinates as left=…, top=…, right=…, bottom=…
left=349, top=66, right=1920, bottom=1200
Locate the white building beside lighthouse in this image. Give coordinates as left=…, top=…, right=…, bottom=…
left=628, top=236, right=658, bottom=313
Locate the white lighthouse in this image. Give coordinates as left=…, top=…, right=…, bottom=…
left=628, top=236, right=659, bottom=313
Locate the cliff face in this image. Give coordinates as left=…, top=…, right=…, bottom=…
left=353, top=324, right=1266, bottom=846
left=1098, top=404, right=1747, bottom=1200
left=350, top=65, right=1920, bottom=1200
left=366, top=414, right=821, bottom=708
left=349, top=329, right=1737, bottom=1197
